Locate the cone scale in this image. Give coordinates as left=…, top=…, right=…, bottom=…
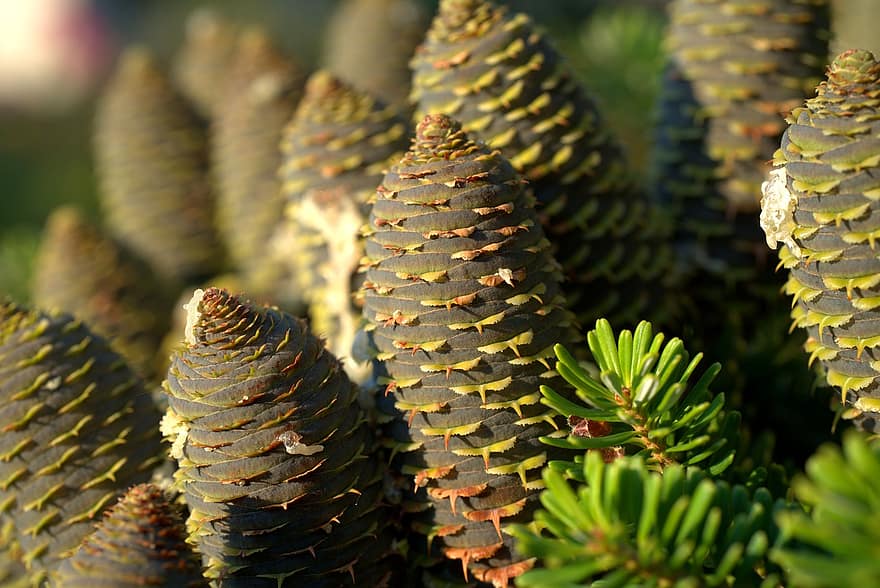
left=762, top=50, right=880, bottom=432
left=0, top=302, right=162, bottom=585
left=361, top=114, right=575, bottom=586
left=163, top=287, right=397, bottom=586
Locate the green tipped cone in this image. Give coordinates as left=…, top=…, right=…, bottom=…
left=163, top=287, right=398, bottom=586
left=95, top=47, right=222, bottom=285
left=322, top=0, right=429, bottom=107
left=762, top=49, right=880, bottom=432
left=212, top=30, right=305, bottom=303
left=275, top=70, right=409, bottom=382
left=173, top=8, right=239, bottom=118
left=31, top=206, right=171, bottom=377
left=55, top=483, right=207, bottom=587
left=411, top=0, right=672, bottom=329
left=361, top=114, right=577, bottom=586
left=0, top=302, right=163, bottom=585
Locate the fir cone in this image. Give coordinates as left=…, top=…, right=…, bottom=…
left=361, top=114, right=576, bottom=587
left=762, top=49, right=880, bottom=433
left=173, top=8, right=239, bottom=118
left=213, top=29, right=305, bottom=302
left=94, top=47, right=222, bottom=285
left=0, top=302, right=163, bottom=585
left=410, top=0, right=669, bottom=328
left=654, top=0, right=830, bottom=284
left=55, top=484, right=206, bottom=587
left=32, top=206, right=171, bottom=377
left=162, top=287, right=397, bottom=586
left=275, top=70, right=408, bottom=382
left=321, top=0, right=430, bottom=107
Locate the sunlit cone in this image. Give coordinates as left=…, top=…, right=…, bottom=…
left=162, top=287, right=398, bottom=586
left=360, top=114, right=576, bottom=587
left=410, top=0, right=670, bottom=328
left=0, top=302, right=163, bottom=585
left=95, top=47, right=222, bottom=285
left=275, top=70, right=409, bottom=382
left=213, top=29, right=305, bottom=302
left=55, top=484, right=206, bottom=587
left=32, top=206, right=171, bottom=377
left=173, top=8, right=239, bottom=118
left=322, top=0, right=430, bottom=107
left=762, top=49, right=880, bottom=432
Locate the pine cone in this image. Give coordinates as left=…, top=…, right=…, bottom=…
left=411, top=0, right=669, bottom=328
left=0, top=302, right=163, bottom=585
left=655, top=0, right=830, bottom=278
left=762, top=49, right=880, bottom=432
left=163, top=287, right=397, bottom=586
left=55, top=484, right=207, bottom=587
left=173, top=9, right=239, bottom=118
left=361, top=114, right=576, bottom=587
left=32, top=206, right=171, bottom=377
left=95, top=47, right=222, bottom=285
left=275, top=70, right=409, bottom=382
left=212, top=30, right=305, bottom=301
left=322, top=0, right=429, bottom=107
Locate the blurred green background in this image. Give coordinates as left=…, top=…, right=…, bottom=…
left=0, top=0, right=874, bottom=303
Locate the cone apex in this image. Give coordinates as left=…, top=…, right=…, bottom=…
left=827, top=48, right=880, bottom=86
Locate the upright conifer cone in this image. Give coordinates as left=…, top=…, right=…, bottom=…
left=655, top=0, right=829, bottom=279
left=213, top=30, right=305, bottom=300
left=56, top=484, right=206, bottom=587
left=761, top=50, right=880, bottom=432
left=361, top=114, right=575, bottom=586
left=322, top=0, right=430, bottom=107
left=275, top=70, right=408, bottom=381
left=411, top=0, right=668, bottom=327
left=32, top=206, right=171, bottom=377
left=163, top=287, right=397, bottom=586
left=0, top=302, right=163, bottom=585
left=173, top=9, right=239, bottom=118
left=95, top=47, right=222, bottom=285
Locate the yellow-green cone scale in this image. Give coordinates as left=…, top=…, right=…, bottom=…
left=32, top=207, right=171, bottom=378
left=321, top=0, right=429, bottom=108
left=411, top=0, right=669, bottom=328
left=361, top=114, right=575, bottom=587
left=55, top=484, right=207, bottom=587
left=94, top=47, right=222, bottom=286
left=275, top=70, right=409, bottom=381
left=0, top=302, right=163, bottom=585
left=762, top=49, right=880, bottom=432
left=162, top=287, right=397, bottom=586
left=213, top=30, right=305, bottom=302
